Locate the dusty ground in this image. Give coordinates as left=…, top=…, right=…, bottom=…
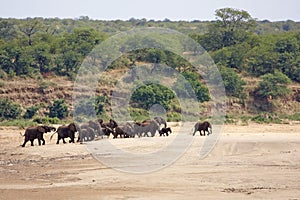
left=0, top=122, right=300, bottom=200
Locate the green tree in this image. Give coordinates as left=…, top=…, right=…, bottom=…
left=131, top=83, right=175, bottom=110
left=173, top=71, right=210, bottom=102
left=219, top=67, right=246, bottom=98
left=0, top=98, right=22, bottom=119
left=18, top=18, right=44, bottom=46
left=274, top=33, right=300, bottom=82
left=256, top=71, right=292, bottom=99
left=202, top=8, right=256, bottom=51
left=23, top=105, right=40, bottom=119
left=0, top=19, right=18, bottom=41
left=74, top=95, right=108, bottom=117
left=48, top=99, right=69, bottom=119
left=32, top=43, right=52, bottom=73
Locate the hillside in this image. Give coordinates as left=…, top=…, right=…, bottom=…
left=1, top=8, right=300, bottom=124
left=1, top=68, right=300, bottom=124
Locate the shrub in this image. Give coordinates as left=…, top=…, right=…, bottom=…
left=167, top=112, right=182, bottom=122
left=33, top=116, right=60, bottom=124
left=23, top=106, right=40, bottom=119
left=73, top=95, right=108, bottom=117
left=219, top=66, right=246, bottom=98
left=255, top=71, right=291, bottom=99
left=173, top=71, right=210, bottom=102
left=0, top=98, right=22, bottom=119
left=251, top=113, right=282, bottom=124
left=48, top=99, right=69, bottom=119
left=129, top=108, right=149, bottom=122
left=0, top=119, right=37, bottom=128
left=130, top=83, right=175, bottom=110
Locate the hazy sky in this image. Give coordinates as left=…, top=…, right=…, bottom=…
left=0, top=0, right=299, bottom=21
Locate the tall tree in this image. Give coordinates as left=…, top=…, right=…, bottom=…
left=203, top=8, right=256, bottom=51
left=18, top=18, right=44, bottom=46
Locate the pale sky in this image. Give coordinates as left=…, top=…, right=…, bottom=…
left=0, top=0, right=299, bottom=21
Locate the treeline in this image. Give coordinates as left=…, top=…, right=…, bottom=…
left=0, top=8, right=299, bottom=82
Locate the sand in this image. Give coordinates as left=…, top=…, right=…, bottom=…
left=0, top=122, right=300, bottom=200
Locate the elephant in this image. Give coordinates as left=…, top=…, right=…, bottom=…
left=154, top=116, right=167, bottom=128
left=113, top=123, right=135, bottom=138
left=132, top=122, right=144, bottom=137
left=99, top=119, right=118, bottom=130
left=193, top=121, right=212, bottom=136
left=142, top=117, right=167, bottom=129
left=135, top=120, right=160, bottom=137
left=87, top=120, right=102, bottom=137
left=50, top=123, right=77, bottom=144
left=77, top=121, right=100, bottom=143
left=77, top=127, right=95, bottom=143
left=100, top=126, right=114, bottom=138
left=21, top=125, right=56, bottom=147
left=159, top=127, right=172, bottom=136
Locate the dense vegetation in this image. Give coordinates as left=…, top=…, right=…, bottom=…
left=0, top=7, right=300, bottom=124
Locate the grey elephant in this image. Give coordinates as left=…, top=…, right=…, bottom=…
left=193, top=121, right=212, bottom=136
left=21, top=125, right=56, bottom=147
left=77, top=127, right=95, bottom=143
left=50, top=123, right=77, bottom=144
left=142, top=117, right=167, bottom=129
left=154, top=116, right=167, bottom=128
left=136, top=119, right=160, bottom=137
left=77, top=121, right=98, bottom=143
left=113, top=123, right=135, bottom=138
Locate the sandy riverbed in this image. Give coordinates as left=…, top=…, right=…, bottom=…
left=0, top=122, right=299, bottom=199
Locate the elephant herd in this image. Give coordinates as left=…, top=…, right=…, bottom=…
left=21, top=117, right=212, bottom=147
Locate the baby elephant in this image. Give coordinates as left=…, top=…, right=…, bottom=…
left=193, top=121, right=212, bottom=136
left=159, top=127, right=172, bottom=136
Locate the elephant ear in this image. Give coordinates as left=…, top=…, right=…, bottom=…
left=69, top=123, right=77, bottom=132
left=37, top=126, right=46, bottom=133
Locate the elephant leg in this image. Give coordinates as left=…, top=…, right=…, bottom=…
left=192, top=129, right=196, bottom=136
left=30, top=139, right=34, bottom=146
left=22, top=139, right=28, bottom=147
left=42, top=138, right=45, bottom=145
left=56, top=135, right=61, bottom=144
left=37, top=139, right=41, bottom=146
left=199, top=130, right=203, bottom=136
left=62, top=138, right=67, bottom=144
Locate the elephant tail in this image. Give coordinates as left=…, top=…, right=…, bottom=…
left=19, top=132, right=25, bottom=137
left=50, top=132, right=57, bottom=141
left=191, top=126, right=195, bottom=135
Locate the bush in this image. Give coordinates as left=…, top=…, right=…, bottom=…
left=0, top=98, right=22, bottom=119
left=256, top=71, right=291, bottom=99
left=129, top=108, right=149, bottom=122
left=73, top=95, right=108, bottom=117
left=48, top=99, right=69, bottom=119
left=173, top=71, right=210, bottom=102
left=219, top=66, right=246, bottom=98
left=33, top=116, right=60, bottom=124
left=130, top=83, right=175, bottom=110
left=167, top=112, right=182, bottom=122
left=0, top=119, right=37, bottom=128
left=23, top=105, right=40, bottom=119
left=251, top=113, right=282, bottom=124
